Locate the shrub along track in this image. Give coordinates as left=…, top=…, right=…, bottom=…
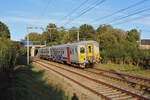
left=33, top=58, right=149, bottom=100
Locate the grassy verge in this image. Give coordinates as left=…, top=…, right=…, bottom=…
left=95, top=63, right=150, bottom=78
left=0, top=65, right=68, bottom=100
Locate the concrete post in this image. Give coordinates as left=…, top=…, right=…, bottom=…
left=31, top=46, right=35, bottom=57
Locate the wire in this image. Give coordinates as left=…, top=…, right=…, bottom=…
left=64, top=0, right=106, bottom=26
left=92, top=0, right=148, bottom=23
left=113, top=13, right=150, bottom=25
left=107, top=7, right=150, bottom=24
left=73, top=0, right=100, bottom=17
left=63, top=0, right=89, bottom=19
left=41, top=0, right=52, bottom=16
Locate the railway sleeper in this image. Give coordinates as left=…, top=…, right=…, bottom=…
left=111, top=95, right=134, bottom=100
left=98, top=89, right=119, bottom=94
left=99, top=89, right=118, bottom=94
left=98, top=87, right=113, bottom=91
left=108, top=93, right=127, bottom=98
left=103, top=91, right=122, bottom=96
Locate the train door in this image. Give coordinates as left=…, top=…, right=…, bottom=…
left=87, top=44, right=93, bottom=57
left=67, top=47, right=70, bottom=63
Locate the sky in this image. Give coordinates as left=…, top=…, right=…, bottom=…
left=0, top=0, right=150, bottom=41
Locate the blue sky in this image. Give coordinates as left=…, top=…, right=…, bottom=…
left=0, top=0, right=150, bottom=41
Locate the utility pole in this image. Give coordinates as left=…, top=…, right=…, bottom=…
left=47, top=28, right=58, bottom=42
left=77, top=30, right=80, bottom=42
left=139, top=29, right=141, bottom=43
left=26, top=26, right=45, bottom=64
left=27, top=26, right=30, bottom=65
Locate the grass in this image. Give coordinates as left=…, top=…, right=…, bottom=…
left=0, top=65, right=68, bottom=100
left=95, top=63, right=150, bottom=78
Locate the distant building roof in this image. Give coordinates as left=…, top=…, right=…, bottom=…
left=141, top=39, right=150, bottom=45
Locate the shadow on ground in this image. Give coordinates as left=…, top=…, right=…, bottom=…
left=0, top=65, right=67, bottom=100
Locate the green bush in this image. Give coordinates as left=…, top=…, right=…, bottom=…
left=0, top=39, right=18, bottom=72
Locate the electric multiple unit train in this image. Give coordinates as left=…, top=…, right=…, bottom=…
left=38, top=40, right=100, bottom=68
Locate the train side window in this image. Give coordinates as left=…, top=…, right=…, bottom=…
left=70, top=49, right=72, bottom=54
left=72, top=48, right=74, bottom=55
left=80, top=47, right=85, bottom=54
left=75, top=48, right=77, bottom=53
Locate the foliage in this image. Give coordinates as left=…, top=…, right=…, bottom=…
left=44, top=23, right=59, bottom=43
left=0, top=39, right=18, bottom=72
left=95, top=24, right=149, bottom=68
left=127, top=29, right=140, bottom=43
left=0, top=21, right=10, bottom=39
left=25, top=32, right=42, bottom=41
left=79, top=24, right=95, bottom=40
left=68, top=27, right=78, bottom=42
left=0, top=21, right=68, bottom=100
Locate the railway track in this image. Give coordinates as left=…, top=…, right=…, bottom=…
left=33, top=59, right=149, bottom=100
left=86, top=68, right=150, bottom=94
left=33, top=58, right=150, bottom=97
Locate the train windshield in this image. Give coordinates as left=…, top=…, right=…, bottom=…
left=80, top=47, right=85, bottom=54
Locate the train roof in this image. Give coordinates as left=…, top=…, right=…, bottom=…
left=39, top=40, right=98, bottom=49
left=51, top=40, right=98, bottom=48
left=70, top=40, right=98, bottom=45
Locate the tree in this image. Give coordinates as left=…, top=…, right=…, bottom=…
left=126, top=29, right=140, bottom=43
left=0, top=39, right=18, bottom=72
left=43, top=23, right=59, bottom=43
left=57, top=27, right=69, bottom=44
left=95, top=24, right=127, bottom=63
left=96, top=24, right=126, bottom=50
left=79, top=24, right=95, bottom=40
left=25, top=32, right=42, bottom=41
left=46, top=23, right=57, bottom=31
left=0, top=21, right=10, bottom=39
left=68, top=27, right=78, bottom=42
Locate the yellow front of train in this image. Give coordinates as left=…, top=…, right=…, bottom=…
left=77, top=41, right=100, bottom=67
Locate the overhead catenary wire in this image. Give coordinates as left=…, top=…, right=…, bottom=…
left=112, top=13, right=150, bottom=26
left=106, top=7, right=150, bottom=24
left=65, top=0, right=106, bottom=25
left=92, top=0, right=148, bottom=23
left=72, top=0, right=101, bottom=17
left=64, top=0, right=106, bottom=26
left=63, top=0, right=100, bottom=26
left=41, top=0, right=52, bottom=16
left=63, top=0, right=89, bottom=19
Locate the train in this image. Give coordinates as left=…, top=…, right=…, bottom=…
left=38, top=40, right=100, bottom=68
